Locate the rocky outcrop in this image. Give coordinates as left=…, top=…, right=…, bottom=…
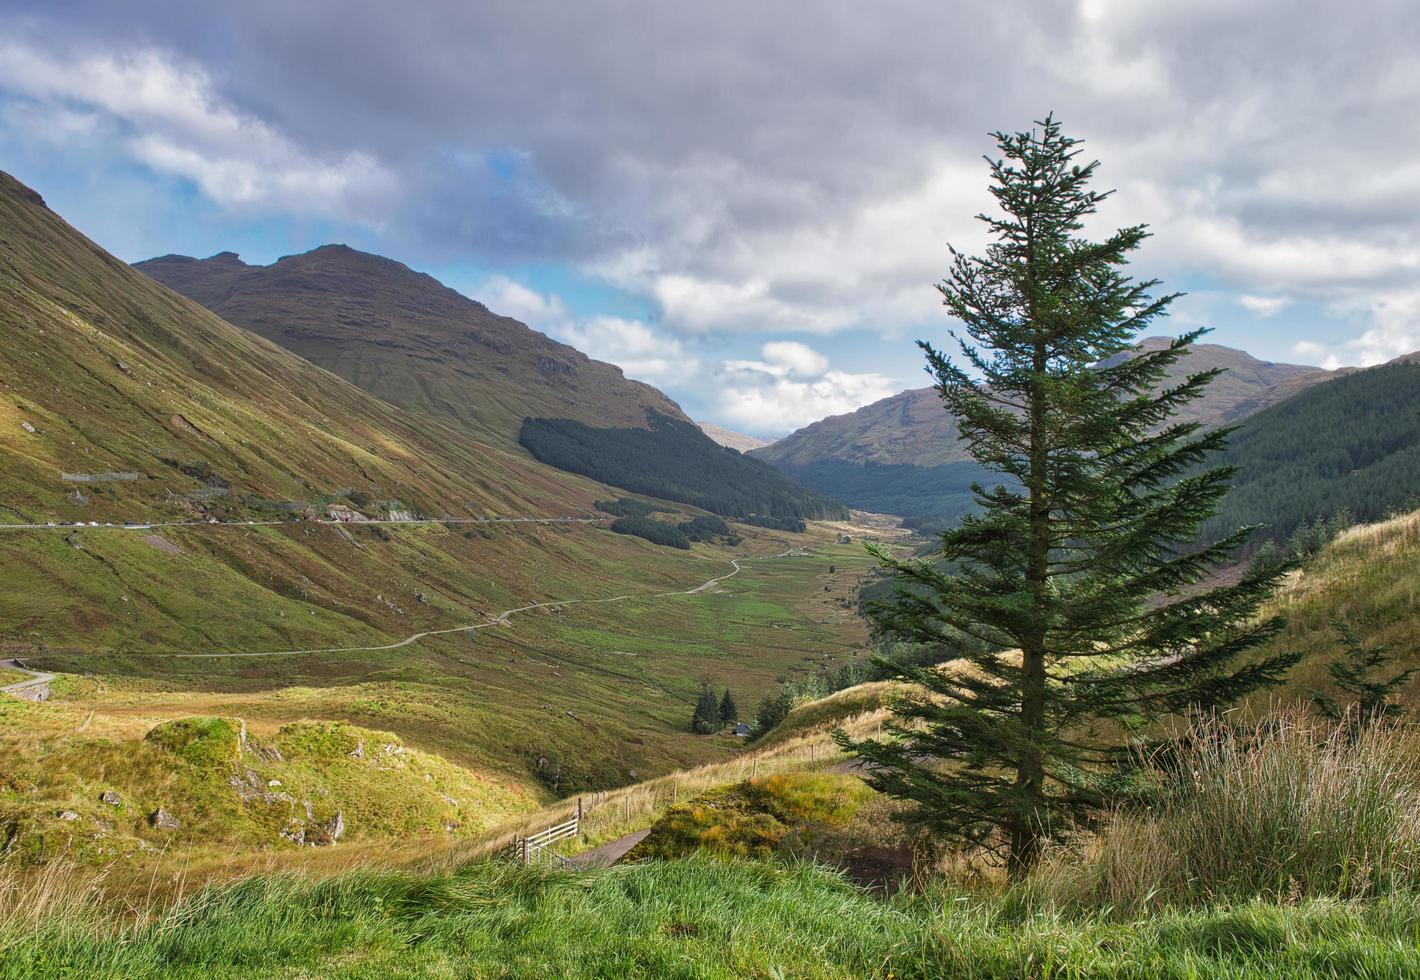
left=149, top=808, right=181, bottom=830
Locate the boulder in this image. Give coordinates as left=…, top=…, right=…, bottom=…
left=149, top=807, right=181, bottom=830
left=57, top=810, right=79, bottom=821
left=100, top=790, right=122, bottom=807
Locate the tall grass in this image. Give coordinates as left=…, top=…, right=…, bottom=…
left=4, top=856, right=1420, bottom=978
left=1028, top=711, right=1420, bottom=913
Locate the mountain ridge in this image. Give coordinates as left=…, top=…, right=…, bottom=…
left=137, top=245, right=688, bottom=449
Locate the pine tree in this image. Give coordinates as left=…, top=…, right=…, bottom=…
left=691, top=685, right=722, bottom=734
left=720, top=689, right=739, bottom=724
left=1312, top=619, right=1414, bottom=727
left=839, top=116, right=1300, bottom=877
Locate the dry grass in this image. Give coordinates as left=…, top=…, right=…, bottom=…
left=1026, top=710, right=1420, bottom=914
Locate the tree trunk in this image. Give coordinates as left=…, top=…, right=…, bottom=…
left=1012, top=338, right=1050, bottom=878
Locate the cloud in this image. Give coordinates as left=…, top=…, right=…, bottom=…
left=1237, top=295, right=1291, bottom=317
left=0, top=39, right=396, bottom=222
left=4, top=1, right=1420, bottom=387
left=479, top=276, right=699, bottom=386
left=717, top=341, right=895, bottom=434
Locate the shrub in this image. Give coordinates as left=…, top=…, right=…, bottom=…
left=609, top=516, right=690, bottom=549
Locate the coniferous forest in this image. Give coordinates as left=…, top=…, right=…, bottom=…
left=520, top=411, right=847, bottom=520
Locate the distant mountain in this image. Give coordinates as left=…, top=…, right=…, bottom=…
left=753, top=338, right=1338, bottom=526
left=697, top=422, right=770, bottom=452
left=137, top=246, right=686, bottom=448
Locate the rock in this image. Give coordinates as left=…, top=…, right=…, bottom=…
left=149, top=807, right=181, bottom=830
left=100, top=790, right=122, bottom=807
left=57, top=809, right=80, bottom=821
left=68, top=489, right=89, bottom=506
left=20, top=421, right=35, bottom=434
left=349, top=739, right=365, bottom=760
left=280, top=819, right=306, bottom=845
left=440, top=794, right=459, bottom=807
left=325, top=811, right=345, bottom=841
left=415, top=591, right=429, bottom=604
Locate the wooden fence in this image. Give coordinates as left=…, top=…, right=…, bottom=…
left=510, top=799, right=583, bottom=868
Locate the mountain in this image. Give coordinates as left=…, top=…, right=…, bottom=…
left=139, top=245, right=840, bottom=519
left=136, top=246, right=686, bottom=448
left=0, top=172, right=567, bottom=525
left=753, top=338, right=1338, bottom=525
left=697, top=421, right=770, bottom=452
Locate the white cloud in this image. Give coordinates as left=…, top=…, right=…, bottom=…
left=716, top=341, right=894, bottom=434
left=1237, top=295, right=1291, bottom=317
left=479, top=276, right=699, bottom=386
left=0, top=41, right=396, bottom=221
left=761, top=341, right=828, bottom=377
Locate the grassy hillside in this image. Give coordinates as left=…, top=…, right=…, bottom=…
left=0, top=711, right=534, bottom=864
left=0, top=172, right=581, bottom=526
left=1254, top=507, right=1420, bottom=706
left=7, top=530, right=878, bottom=808
left=137, top=246, right=685, bottom=450
left=7, top=712, right=1420, bottom=978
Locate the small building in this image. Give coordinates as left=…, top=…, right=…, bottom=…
left=733, top=723, right=752, bottom=738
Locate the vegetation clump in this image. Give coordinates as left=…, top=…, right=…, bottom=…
left=1027, top=712, right=1420, bottom=912
left=609, top=515, right=691, bottom=549
left=629, top=773, right=873, bottom=860
left=143, top=717, right=242, bottom=768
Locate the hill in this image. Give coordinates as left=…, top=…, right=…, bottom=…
left=1201, top=356, right=1420, bottom=546
left=753, top=338, right=1336, bottom=525
left=0, top=171, right=576, bottom=526
left=136, top=246, right=684, bottom=449
left=697, top=421, right=770, bottom=452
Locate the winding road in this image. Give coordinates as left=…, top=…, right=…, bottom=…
left=0, top=659, right=55, bottom=700
left=10, top=548, right=805, bottom=666
left=0, top=516, right=600, bottom=532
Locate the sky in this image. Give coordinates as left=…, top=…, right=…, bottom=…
left=1, top=1, right=1417, bottom=438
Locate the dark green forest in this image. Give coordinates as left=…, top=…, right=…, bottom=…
left=520, top=412, right=848, bottom=520
left=1201, top=360, right=1420, bottom=546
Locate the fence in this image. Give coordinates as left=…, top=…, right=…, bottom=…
left=511, top=799, right=583, bottom=868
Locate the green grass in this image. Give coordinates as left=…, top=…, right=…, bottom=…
left=4, top=858, right=1419, bottom=978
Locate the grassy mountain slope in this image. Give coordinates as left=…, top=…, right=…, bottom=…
left=136, top=245, right=687, bottom=449
left=0, top=171, right=580, bottom=526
